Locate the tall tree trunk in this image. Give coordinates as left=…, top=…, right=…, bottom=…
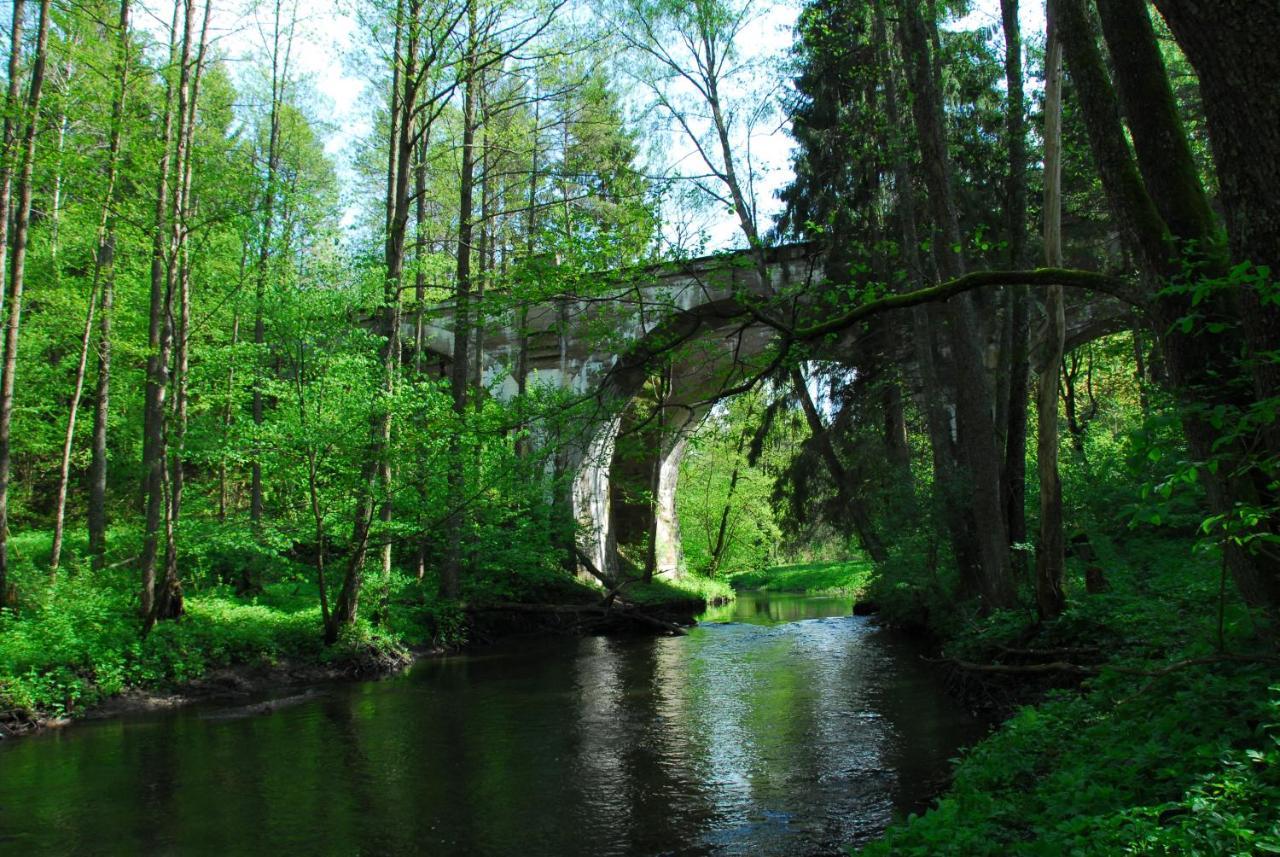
left=442, top=1, right=478, bottom=601
left=894, top=0, right=1014, bottom=608
left=375, top=0, right=403, bottom=604
left=54, top=2, right=131, bottom=574
left=330, top=0, right=419, bottom=639
left=88, top=0, right=133, bottom=573
left=150, top=0, right=213, bottom=630
left=874, top=3, right=980, bottom=587
left=249, top=0, right=296, bottom=563
left=999, top=0, right=1031, bottom=556
left=140, top=0, right=187, bottom=619
left=218, top=304, right=240, bottom=524
left=49, top=274, right=99, bottom=575
left=707, top=399, right=757, bottom=577
left=1151, top=0, right=1280, bottom=436
left=1035, top=7, right=1067, bottom=620
left=0, top=0, right=26, bottom=319
left=412, top=124, right=429, bottom=580
left=1060, top=0, right=1280, bottom=609
left=0, top=0, right=52, bottom=599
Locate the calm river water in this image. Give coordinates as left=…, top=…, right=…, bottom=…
left=0, top=591, right=986, bottom=856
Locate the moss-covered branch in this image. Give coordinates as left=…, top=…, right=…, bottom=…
left=794, top=268, right=1142, bottom=342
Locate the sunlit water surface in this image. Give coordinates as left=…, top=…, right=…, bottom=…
left=0, top=591, right=985, bottom=856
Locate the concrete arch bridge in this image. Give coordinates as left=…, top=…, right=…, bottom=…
left=413, top=244, right=1131, bottom=583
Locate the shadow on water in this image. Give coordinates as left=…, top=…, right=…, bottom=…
left=0, top=592, right=987, bottom=856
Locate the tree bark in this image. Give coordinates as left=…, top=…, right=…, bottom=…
left=1035, top=8, right=1067, bottom=620
left=140, top=0, right=186, bottom=620
left=150, top=0, right=214, bottom=630
left=250, top=0, right=295, bottom=549
left=999, top=0, right=1030, bottom=556
left=874, top=3, right=980, bottom=588
left=0, top=0, right=52, bottom=598
left=88, top=0, right=133, bottom=573
left=0, top=0, right=26, bottom=319
left=1151, top=0, right=1280, bottom=442
left=442, top=0, right=478, bottom=601
left=1060, top=0, right=1280, bottom=609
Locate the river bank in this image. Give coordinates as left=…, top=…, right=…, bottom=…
left=853, top=538, right=1280, bottom=855
left=0, top=561, right=729, bottom=741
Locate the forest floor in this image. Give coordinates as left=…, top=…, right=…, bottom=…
left=726, top=558, right=874, bottom=594
left=0, top=530, right=730, bottom=739
left=859, top=535, right=1280, bottom=855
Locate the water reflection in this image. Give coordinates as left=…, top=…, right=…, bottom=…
left=698, top=590, right=857, bottom=624
left=0, top=593, right=985, bottom=856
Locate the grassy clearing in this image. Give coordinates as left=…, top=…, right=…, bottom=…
left=859, top=536, right=1280, bottom=855
left=727, top=559, right=874, bottom=595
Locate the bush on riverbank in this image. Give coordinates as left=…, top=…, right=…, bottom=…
left=728, top=559, right=873, bottom=594
left=859, top=536, right=1280, bottom=855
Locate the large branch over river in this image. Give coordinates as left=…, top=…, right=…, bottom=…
left=789, top=268, right=1141, bottom=342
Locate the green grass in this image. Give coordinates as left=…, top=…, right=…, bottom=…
left=0, top=576, right=411, bottom=720
left=858, top=536, right=1280, bottom=855
left=0, top=529, right=465, bottom=723
left=621, top=572, right=735, bottom=607
left=727, top=559, right=874, bottom=595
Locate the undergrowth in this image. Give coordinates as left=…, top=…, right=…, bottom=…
left=728, top=558, right=873, bottom=594
left=858, top=535, right=1280, bottom=855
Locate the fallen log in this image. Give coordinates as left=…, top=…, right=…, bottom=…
left=472, top=601, right=689, bottom=636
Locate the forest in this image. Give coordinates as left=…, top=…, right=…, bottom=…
left=0, top=0, right=1277, bottom=853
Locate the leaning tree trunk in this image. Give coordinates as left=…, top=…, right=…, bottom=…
left=790, top=368, right=890, bottom=565
left=330, top=0, right=419, bottom=640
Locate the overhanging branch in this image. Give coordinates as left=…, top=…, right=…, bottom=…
left=794, top=268, right=1144, bottom=342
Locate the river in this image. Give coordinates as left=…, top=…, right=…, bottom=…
left=0, top=591, right=986, bottom=856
